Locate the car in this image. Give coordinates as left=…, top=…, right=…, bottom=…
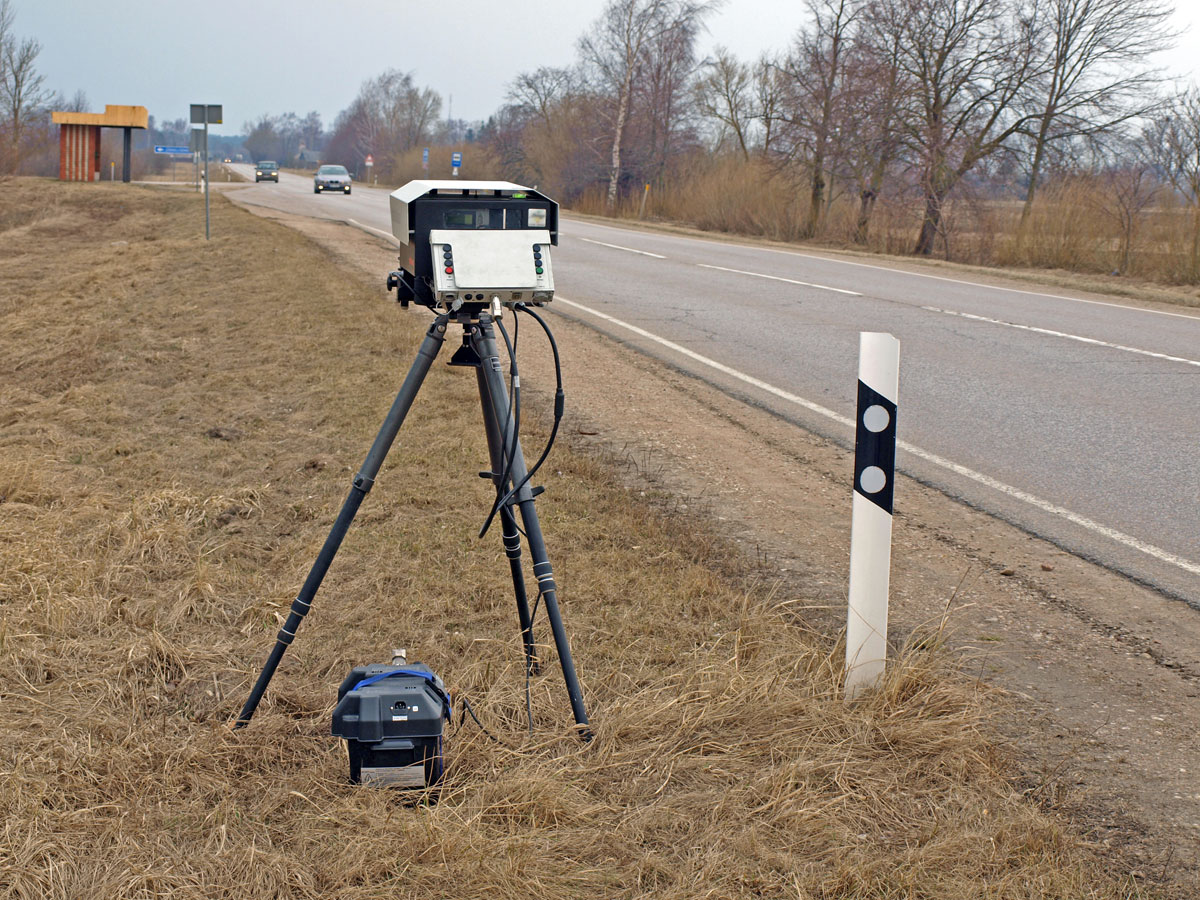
left=254, top=161, right=279, bottom=183
left=314, top=164, right=352, bottom=195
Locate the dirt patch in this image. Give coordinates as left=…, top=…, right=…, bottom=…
left=238, top=199, right=1200, bottom=896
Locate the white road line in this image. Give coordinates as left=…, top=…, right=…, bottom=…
left=924, top=306, right=1200, bottom=368
left=577, top=236, right=666, bottom=258
left=699, top=263, right=861, bottom=296
left=569, top=217, right=1200, bottom=321
left=554, top=294, right=1200, bottom=578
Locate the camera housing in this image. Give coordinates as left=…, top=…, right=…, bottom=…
left=388, top=180, right=559, bottom=310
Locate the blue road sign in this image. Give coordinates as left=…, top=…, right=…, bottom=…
left=451, top=152, right=462, bottom=168
left=154, top=145, right=190, bottom=155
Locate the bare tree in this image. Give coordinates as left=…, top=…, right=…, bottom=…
left=299, top=110, right=323, bottom=152
left=1146, top=87, right=1200, bottom=278
left=694, top=48, right=754, bottom=157
left=325, top=70, right=441, bottom=175
left=64, top=89, right=89, bottom=113
left=359, top=70, right=442, bottom=160
left=752, top=55, right=786, bottom=157
left=243, top=115, right=282, bottom=162
left=778, top=0, right=865, bottom=237
left=495, top=65, right=596, bottom=195
left=1092, top=154, right=1158, bottom=274
left=0, top=0, right=53, bottom=174
left=638, top=7, right=705, bottom=182
left=871, top=0, right=1044, bottom=256
left=579, top=0, right=715, bottom=209
left=840, top=13, right=908, bottom=243
left=507, top=66, right=579, bottom=128
left=1018, top=0, right=1174, bottom=228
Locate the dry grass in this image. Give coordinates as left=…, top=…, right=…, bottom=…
left=0, top=179, right=1148, bottom=899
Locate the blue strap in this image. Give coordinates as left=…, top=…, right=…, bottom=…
left=351, top=669, right=452, bottom=719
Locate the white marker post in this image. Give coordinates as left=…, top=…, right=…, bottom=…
left=845, top=332, right=899, bottom=697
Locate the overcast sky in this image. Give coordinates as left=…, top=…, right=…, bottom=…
left=12, top=0, right=1200, bottom=136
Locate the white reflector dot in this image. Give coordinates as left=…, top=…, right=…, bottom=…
left=863, top=404, right=890, bottom=433
left=860, top=466, right=887, bottom=494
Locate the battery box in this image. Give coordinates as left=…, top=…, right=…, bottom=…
left=331, top=662, right=450, bottom=787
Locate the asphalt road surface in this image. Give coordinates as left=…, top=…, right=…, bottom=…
left=226, top=164, right=1200, bottom=608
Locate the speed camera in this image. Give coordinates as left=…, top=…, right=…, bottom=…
left=387, top=180, right=558, bottom=309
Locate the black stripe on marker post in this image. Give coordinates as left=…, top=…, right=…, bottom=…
left=853, top=380, right=897, bottom=514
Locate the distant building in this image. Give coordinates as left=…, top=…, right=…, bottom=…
left=298, top=148, right=323, bottom=168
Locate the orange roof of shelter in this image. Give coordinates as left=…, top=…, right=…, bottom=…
left=51, top=105, right=148, bottom=129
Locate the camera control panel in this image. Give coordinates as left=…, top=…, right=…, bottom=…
left=428, top=228, right=554, bottom=308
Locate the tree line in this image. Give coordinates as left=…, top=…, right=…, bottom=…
left=5, top=0, right=1200, bottom=282
left=486, top=0, right=1196, bottom=271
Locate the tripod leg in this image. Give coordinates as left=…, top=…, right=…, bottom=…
left=470, top=314, right=591, bottom=734
left=475, top=365, right=540, bottom=676
left=235, top=315, right=450, bottom=727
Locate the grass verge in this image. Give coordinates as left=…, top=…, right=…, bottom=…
left=0, top=178, right=1147, bottom=899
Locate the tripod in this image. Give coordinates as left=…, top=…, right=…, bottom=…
left=234, top=306, right=590, bottom=733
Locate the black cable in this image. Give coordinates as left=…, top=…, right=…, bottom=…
left=458, top=695, right=500, bottom=743
left=479, top=315, right=521, bottom=538
left=491, top=304, right=565, bottom=516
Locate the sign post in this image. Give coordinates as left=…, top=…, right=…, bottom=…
left=190, top=104, right=222, bottom=240
left=845, top=332, right=900, bottom=698
left=364, top=153, right=374, bottom=185
left=422, top=147, right=429, bottom=173
left=451, top=151, right=462, bottom=178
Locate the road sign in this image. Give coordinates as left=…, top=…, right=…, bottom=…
left=422, top=147, right=429, bottom=171
left=154, top=145, right=190, bottom=155
left=190, top=104, right=222, bottom=125
left=365, top=154, right=374, bottom=166
left=451, top=152, right=462, bottom=167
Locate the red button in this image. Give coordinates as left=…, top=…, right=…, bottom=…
left=445, top=267, right=453, bottom=274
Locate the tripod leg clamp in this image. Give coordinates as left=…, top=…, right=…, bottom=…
left=532, top=559, right=557, bottom=594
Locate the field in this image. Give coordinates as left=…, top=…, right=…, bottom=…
left=0, top=180, right=1148, bottom=898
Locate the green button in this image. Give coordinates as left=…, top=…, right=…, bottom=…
left=536, top=267, right=544, bottom=275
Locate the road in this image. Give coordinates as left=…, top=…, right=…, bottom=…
left=226, top=164, right=1200, bottom=607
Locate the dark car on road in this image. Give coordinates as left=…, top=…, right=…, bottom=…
left=314, top=164, right=352, bottom=195
left=254, top=161, right=279, bottom=183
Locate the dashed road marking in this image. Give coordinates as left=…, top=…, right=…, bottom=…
left=577, top=237, right=666, bottom=258
left=923, top=306, right=1200, bottom=368
left=698, top=263, right=861, bottom=296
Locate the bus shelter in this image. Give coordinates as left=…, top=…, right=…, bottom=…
left=50, top=105, right=148, bottom=183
